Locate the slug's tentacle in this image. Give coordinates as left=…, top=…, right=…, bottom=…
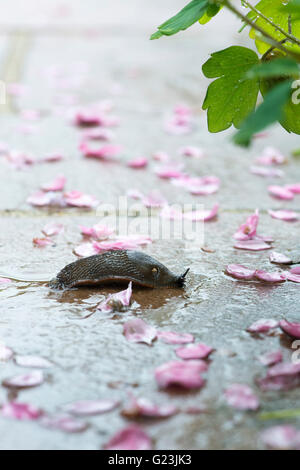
left=49, top=250, right=189, bottom=290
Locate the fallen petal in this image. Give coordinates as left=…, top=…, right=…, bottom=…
left=259, top=350, right=283, bottom=366
left=97, top=282, right=132, bottom=313
left=40, top=414, right=88, bottom=433
left=175, top=343, right=214, bottom=360
left=279, top=319, right=300, bottom=339
left=127, top=157, right=148, bottom=169
left=64, top=399, right=119, bottom=416
left=41, top=174, right=66, bottom=192
left=247, top=319, right=279, bottom=333
left=42, top=223, right=64, bottom=237
left=1, top=402, right=43, bottom=420
left=14, top=355, right=53, bottom=368
left=224, top=384, right=260, bottom=410
left=254, top=270, right=286, bottom=283
left=104, top=425, right=152, bottom=450
left=184, top=203, right=219, bottom=222
left=2, top=371, right=44, bottom=389
left=261, top=425, right=300, bottom=450
left=155, top=360, right=207, bottom=389
left=268, top=185, right=294, bottom=200
left=121, top=395, right=177, bottom=419
left=234, top=239, right=272, bottom=251
left=233, top=210, right=259, bottom=241
left=269, top=251, right=292, bottom=265
left=226, top=264, right=255, bottom=280
left=33, top=237, right=54, bottom=247
left=157, top=331, right=194, bottom=345
left=123, top=319, right=157, bottom=345
left=269, top=209, right=298, bottom=222
left=0, top=345, right=13, bottom=361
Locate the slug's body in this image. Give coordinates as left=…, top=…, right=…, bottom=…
left=49, top=250, right=189, bottom=290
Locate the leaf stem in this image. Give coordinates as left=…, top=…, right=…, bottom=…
left=222, top=0, right=300, bottom=61
left=243, top=0, right=300, bottom=47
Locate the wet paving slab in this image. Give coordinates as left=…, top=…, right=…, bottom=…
left=0, top=0, right=300, bottom=451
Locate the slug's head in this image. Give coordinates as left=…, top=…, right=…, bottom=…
left=127, top=251, right=189, bottom=288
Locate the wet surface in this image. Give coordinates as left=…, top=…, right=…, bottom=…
left=0, top=0, right=300, bottom=450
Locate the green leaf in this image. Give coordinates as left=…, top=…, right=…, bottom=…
left=282, top=0, right=300, bottom=16
left=150, top=0, right=209, bottom=39
left=248, top=0, right=300, bottom=55
left=234, top=80, right=292, bottom=146
left=202, top=46, right=260, bottom=132
left=199, top=4, right=222, bottom=25
left=247, top=58, right=300, bottom=79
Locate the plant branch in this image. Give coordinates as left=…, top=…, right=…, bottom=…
left=222, top=0, right=300, bottom=61
left=243, top=0, right=300, bottom=47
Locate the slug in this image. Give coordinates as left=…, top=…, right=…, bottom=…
left=49, top=250, right=189, bottom=289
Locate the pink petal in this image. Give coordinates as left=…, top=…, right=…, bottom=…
left=234, top=239, right=272, bottom=251
left=0, top=278, right=12, bottom=285
left=33, top=237, right=54, bottom=247
left=0, top=345, right=13, bottom=361
left=179, top=146, right=204, bottom=159
left=74, top=242, right=97, bottom=257
left=189, top=183, right=219, bottom=196
left=14, top=355, right=52, bottom=368
left=285, top=271, right=300, bottom=283
left=155, top=360, right=207, bottom=389
left=73, top=110, right=106, bottom=127
left=261, top=426, right=300, bottom=450
left=279, top=319, right=300, bottom=339
left=41, top=174, right=66, bottom=192
left=142, top=192, right=167, bottom=209
left=247, top=319, right=279, bottom=333
left=40, top=414, right=88, bottom=433
left=233, top=210, right=259, bottom=241
left=290, top=266, right=300, bottom=274
left=41, top=152, right=64, bottom=163
left=1, top=402, right=43, bottom=421
left=226, top=264, right=255, bottom=280
left=224, top=384, right=260, bottom=410
left=175, top=343, right=214, bottom=360
left=122, top=395, right=177, bottom=418
left=80, top=223, right=114, bottom=240
left=269, top=209, right=298, bottom=221
left=258, top=363, right=300, bottom=391
left=155, top=163, right=185, bottom=179
left=285, top=183, right=300, bottom=194
left=256, top=147, right=287, bottom=165
left=79, top=141, right=122, bottom=160
left=157, top=331, right=194, bottom=345
left=42, top=223, right=64, bottom=237
left=254, top=270, right=286, bottom=283
left=184, top=203, right=219, bottom=222
left=82, top=128, right=114, bottom=141
left=269, top=251, right=292, bottom=264
left=268, top=185, right=294, bottom=200
left=97, top=282, right=132, bottom=313
left=64, top=190, right=99, bottom=208
left=64, top=399, right=119, bottom=416
left=104, top=425, right=152, bottom=450
left=127, top=189, right=144, bottom=200
left=3, top=371, right=44, bottom=389
left=259, top=350, right=283, bottom=366
left=27, top=191, right=65, bottom=207
left=152, top=151, right=170, bottom=162
left=127, top=157, right=148, bottom=169
left=250, top=166, right=284, bottom=178
left=123, top=319, right=157, bottom=345
left=160, top=205, right=183, bottom=220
